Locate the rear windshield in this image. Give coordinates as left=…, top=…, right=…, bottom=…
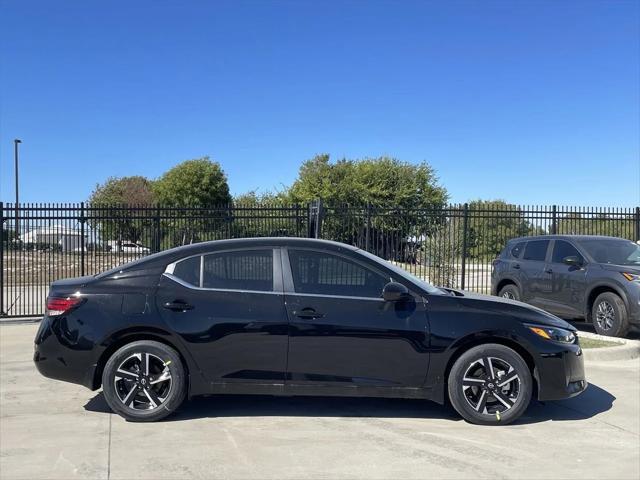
left=576, top=239, right=640, bottom=266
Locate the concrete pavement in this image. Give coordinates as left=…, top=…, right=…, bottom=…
left=1, top=323, right=639, bottom=480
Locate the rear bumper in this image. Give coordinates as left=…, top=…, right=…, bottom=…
left=535, top=341, right=587, bottom=401
left=33, top=315, right=99, bottom=390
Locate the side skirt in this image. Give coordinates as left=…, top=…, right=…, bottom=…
left=206, top=382, right=438, bottom=401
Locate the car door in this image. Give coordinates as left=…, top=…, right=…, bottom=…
left=155, top=247, right=289, bottom=384
left=540, top=240, right=587, bottom=317
left=519, top=239, right=551, bottom=306
left=282, top=247, right=430, bottom=389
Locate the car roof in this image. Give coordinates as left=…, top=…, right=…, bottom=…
left=174, top=237, right=358, bottom=252
left=507, top=234, right=626, bottom=244
left=98, top=237, right=359, bottom=277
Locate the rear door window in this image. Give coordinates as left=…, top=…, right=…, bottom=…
left=202, top=249, right=274, bottom=291
left=522, top=240, right=550, bottom=262
left=510, top=242, right=526, bottom=259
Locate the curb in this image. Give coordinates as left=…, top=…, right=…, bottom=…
left=0, top=317, right=41, bottom=326
left=579, top=330, right=640, bottom=362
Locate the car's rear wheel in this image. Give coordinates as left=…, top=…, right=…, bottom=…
left=448, top=344, right=532, bottom=426
left=102, top=340, right=186, bottom=422
left=498, top=284, right=520, bottom=301
left=592, top=292, right=629, bottom=337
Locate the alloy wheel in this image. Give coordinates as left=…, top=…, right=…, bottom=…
left=595, top=301, right=615, bottom=331
left=501, top=291, right=515, bottom=300
left=114, top=353, right=172, bottom=410
left=462, top=357, right=521, bottom=415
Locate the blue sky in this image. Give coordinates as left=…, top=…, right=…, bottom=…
left=0, top=0, right=638, bottom=206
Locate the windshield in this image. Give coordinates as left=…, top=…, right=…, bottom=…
left=356, top=249, right=445, bottom=295
left=577, top=239, right=640, bottom=266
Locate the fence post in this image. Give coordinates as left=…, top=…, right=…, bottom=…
left=461, top=203, right=469, bottom=290
left=308, top=199, right=322, bottom=239
left=154, top=205, right=161, bottom=252
left=295, top=204, right=302, bottom=237
left=636, top=207, right=640, bottom=242
left=0, top=202, right=4, bottom=316
left=365, top=203, right=371, bottom=251
left=551, top=205, right=557, bottom=235
left=80, top=202, right=86, bottom=276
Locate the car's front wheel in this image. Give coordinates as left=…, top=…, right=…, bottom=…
left=448, top=344, right=532, bottom=425
left=102, top=340, right=186, bottom=422
left=592, top=292, right=629, bottom=337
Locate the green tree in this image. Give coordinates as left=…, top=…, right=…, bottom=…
left=465, top=200, right=536, bottom=260
left=153, top=158, right=232, bottom=245
left=153, top=157, right=231, bottom=207
left=556, top=212, right=636, bottom=240
left=88, top=176, right=155, bottom=244
left=287, top=155, right=448, bottom=257
left=288, top=154, right=447, bottom=208
left=89, top=176, right=155, bottom=206
left=232, top=190, right=304, bottom=237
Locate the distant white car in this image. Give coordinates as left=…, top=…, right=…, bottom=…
left=106, top=241, right=150, bottom=254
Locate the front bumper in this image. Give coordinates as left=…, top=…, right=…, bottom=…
left=33, top=315, right=99, bottom=390
left=535, top=340, right=587, bottom=401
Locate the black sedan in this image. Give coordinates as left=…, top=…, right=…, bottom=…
left=34, top=238, right=586, bottom=425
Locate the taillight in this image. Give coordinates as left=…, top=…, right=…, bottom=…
left=46, top=296, right=83, bottom=316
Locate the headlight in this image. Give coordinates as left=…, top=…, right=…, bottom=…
left=622, top=272, right=640, bottom=282
left=525, top=324, right=576, bottom=344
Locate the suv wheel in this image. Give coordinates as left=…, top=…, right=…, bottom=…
left=102, top=340, right=186, bottom=422
left=592, top=292, right=630, bottom=337
left=498, top=284, right=520, bottom=301
left=448, top=344, right=532, bottom=426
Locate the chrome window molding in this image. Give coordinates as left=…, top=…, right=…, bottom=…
left=162, top=273, right=281, bottom=295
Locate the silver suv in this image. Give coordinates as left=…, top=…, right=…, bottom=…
left=491, top=235, right=640, bottom=337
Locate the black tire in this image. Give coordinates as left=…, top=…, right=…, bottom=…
left=592, top=292, right=630, bottom=337
left=498, top=284, right=520, bottom=301
left=102, top=340, right=186, bottom=422
left=448, top=344, right=532, bottom=426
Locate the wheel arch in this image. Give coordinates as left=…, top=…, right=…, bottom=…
left=92, top=328, right=193, bottom=392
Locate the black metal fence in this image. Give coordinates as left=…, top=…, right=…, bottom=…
left=2, top=201, right=638, bottom=317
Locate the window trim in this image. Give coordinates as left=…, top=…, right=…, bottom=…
left=164, top=247, right=281, bottom=294
left=281, top=247, right=393, bottom=299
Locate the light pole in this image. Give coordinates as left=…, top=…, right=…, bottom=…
left=14, top=139, right=21, bottom=237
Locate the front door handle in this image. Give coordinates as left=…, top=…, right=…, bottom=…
left=163, top=301, right=194, bottom=312
left=295, top=308, right=325, bottom=320
left=545, top=268, right=553, bottom=274
left=513, top=264, right=521, bottom=270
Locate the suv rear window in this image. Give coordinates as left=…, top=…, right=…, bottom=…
left=523, top=240, right=549, bottom=262
left=510, top=242, right=526, bottom=258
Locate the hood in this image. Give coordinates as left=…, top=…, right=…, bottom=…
left=455, top=290, right=575, bottom=330
left=600, top=264, right=640, bottom=274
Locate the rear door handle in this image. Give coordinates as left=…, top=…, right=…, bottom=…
left=513, top=264, right=521, bottom=270
left=163, top=301, right=194, bottom=312
left=545, top=268, right=553, bottom=274
left=295, top=308, right=325, bottom=320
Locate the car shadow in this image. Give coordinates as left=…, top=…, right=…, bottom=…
left=84, top=383, right=615, bottom=425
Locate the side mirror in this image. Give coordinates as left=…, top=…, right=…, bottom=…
left=382, top=282, right=412, bottom=302
left=563, top=255, right=582, bottom=267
